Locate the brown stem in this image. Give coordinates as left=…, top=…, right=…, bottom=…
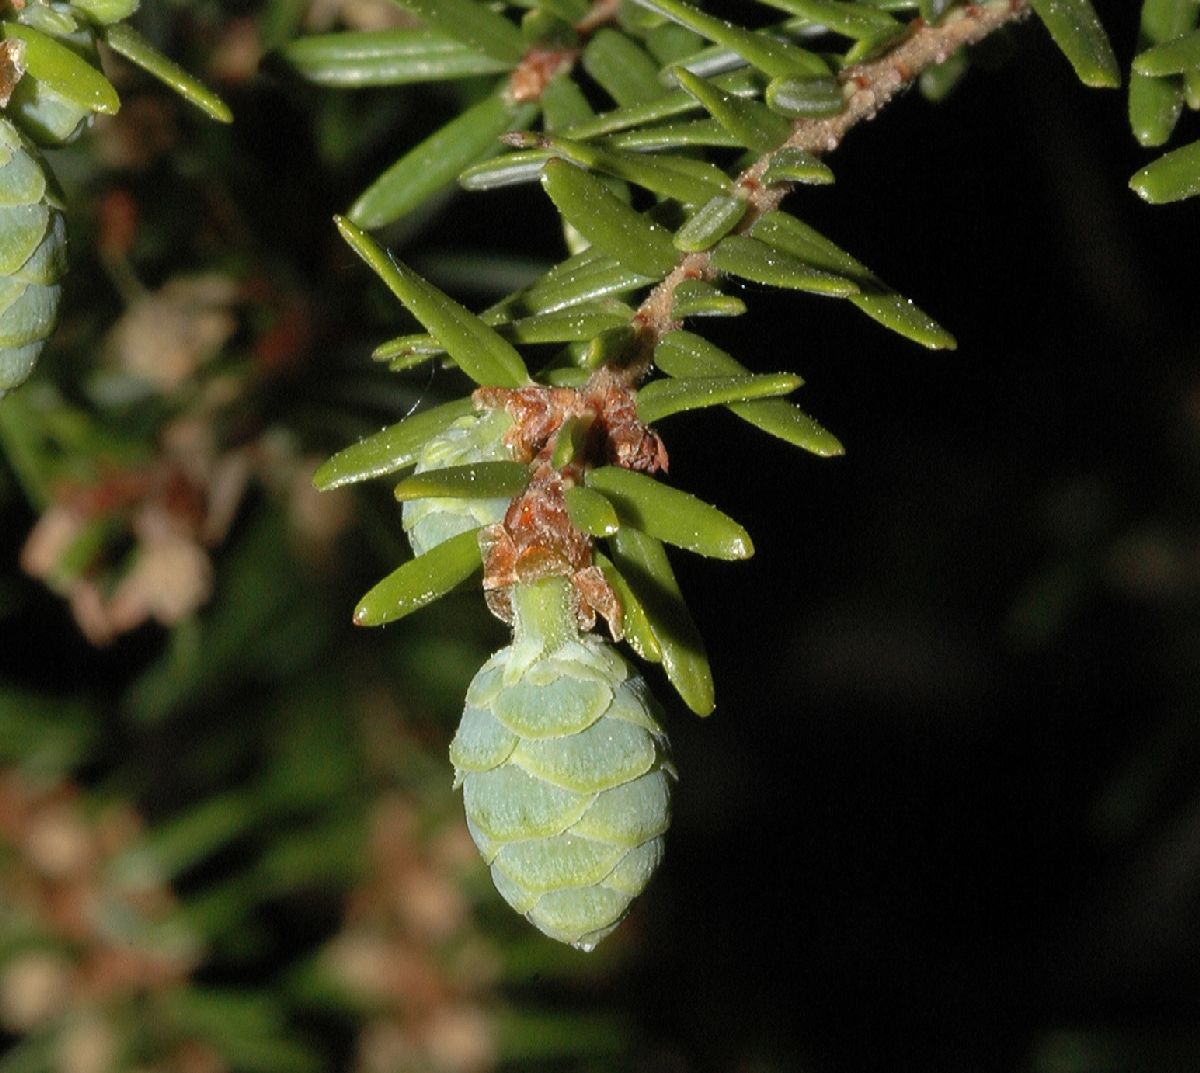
left=483, top=1, right=1032, bottom=612
left=0, top=38, right=25, bottom=108
left=575, top=0, right=621, bottom=35
left=629, top=0, right=1031, bottom=364
left=508, top=0, right=623, bottom=101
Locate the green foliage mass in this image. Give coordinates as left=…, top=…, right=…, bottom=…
left=276, top=0, right=1200, bottom=949
left=1, top=0, right=1199, bottom=1066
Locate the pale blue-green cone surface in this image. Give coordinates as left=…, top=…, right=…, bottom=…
left=0, top=117, right=66, bottom=397
left=401, top=408, right=515, bottom=555
left=452, top=577, right=675, bottom=950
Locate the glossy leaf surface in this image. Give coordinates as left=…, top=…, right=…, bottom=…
left=654, top=331, right=842, bottom=456
left=489, top=249, right=654, bottom=319
left=673, top=194, right=747, bottom=253
left=560, top=69, right=759, bottom=140
left=607, top=528, right=713, bottom=714
left=564, top=485, right=620, bottom=537
left=671, top=279, right=746, bottom=318
left=532, top=133, right=730, bottom=204
left=278, top=28, right=509, bottom=86
left=3, top=23, right=119, bottom=115
left=1135, top=29, right=1200, bottom=76
left=1128, top=0, right=1198, bottom=146
left=103, top=24, right=232, bottom=122
left=313, top=398, right=475, bottom=490
left=636, top=373, right=802, bottom=423
left=354, top=528, right=482, bottom=626
left=583, top=28, right=668, bottom=106
left=586, top=466, right=753, bottom=560
left=349, top=95, right=537, bottom=228
left=593, top=552, right=662, bottom=663
left=393, top=461, right=530, bottom=502
left=607, top=119, right=742, bottom=150
left=460, top=149, right=553, bottom=190
left=1028, top=0, right=1120, bottom=88
left=631, top=0, right=829, bottom=78
left=389, top=0, right=525, bottom=64
left=765, top=75, right=845, bottom=118
left=540, top=160, right=679, bottom=278
left=769, top=0, right=901, bottom=37
left=711, top=234, right=859, bottom=297
left=762, top=147, right=834, bottom=186
left=671, top=66, right=792, bottom=152
left=336, top=217, right=530, bottom=388
left=1130, top=138, right=1200, bottom=202
left=504, top=301, right=635, bottom=344
left=749, top=212, right=955, bottom=348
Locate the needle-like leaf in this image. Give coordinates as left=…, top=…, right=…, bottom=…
left=583, top=28, right=669, bottom=106
left=671, top=66, right=792, bottom=153
left=336, top=217, right=530, bottom=388
left=1028, top=0, right=1120, bottom=89
left=636, top=373, right=802, bottom=423
left=761, top=147, right=834, bottom=186
left=632, top=0, right=829, bottom=79
left=606, top=529, right=713, bottom=714
left=4, top=23, right=119, bottom=115
left=354, top=528, right=483, bottom=626
left=749, top=212, right=955, bottom=348
left=673, top=194, right=747, bottom=253
left=102, top=23, right=232, bottom=122
left=1134, top=29, right=1200, bottom=76
left=540, top=160, right=680, bottom=278
left=593, top=550, right=663, bottom=663
left=763, top=0, right=901, bottom=38
left=711, top=234, right=859, bottom=297
left=671, top=280, right=747, bottom=319
left=655, top=331, right=842, bottom=456
left=488, top=249, right=655, bottom=319
left=1130, top=139, right=1200, bottom=202
left=349, top=94, right=538, bottom=228
left=393, top=461, right=530, bottom=502
left=388, top=0, right=525, bottom=65
left=1127, top=0, right=1197, bottom=146
left=564, top=486, right=620, bottom=537
left=313, top=398, right=475, bottom=490
left=586, top=466, right=753, bottom=560
left=278, top=28, right=509, bottom=86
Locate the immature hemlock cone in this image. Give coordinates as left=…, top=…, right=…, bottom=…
left=451, top=581, right=675, bottom=950
left=401, top=409, right=514, bottom=555
left=0, top=118, right=67, bottom=397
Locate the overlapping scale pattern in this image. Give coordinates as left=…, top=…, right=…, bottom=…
left=401, top=408, right=515, bottom=555
left=0, top=117, right=66, bottom=396
left=452, top=580, right=674, bottom=950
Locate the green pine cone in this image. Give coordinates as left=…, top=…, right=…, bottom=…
left=452, top=578, right=674, bottom=951
left=4, top=2, right=108, bottom=146
left=402, top=408, right=514, bottom=556
left=0, top=117, right=66, bottom=397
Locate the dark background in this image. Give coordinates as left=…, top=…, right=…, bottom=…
left=5, top=2, right=1200, bottom=1071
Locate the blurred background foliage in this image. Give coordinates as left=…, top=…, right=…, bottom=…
left=1, top=1, right=1199, bottom=1071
